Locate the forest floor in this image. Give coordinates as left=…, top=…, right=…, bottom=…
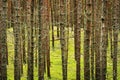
left=7, top=28, right=120, bottom=80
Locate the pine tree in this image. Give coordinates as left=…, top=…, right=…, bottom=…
left=90, top=0, right=95, bottom=79
left=0, top=0, right=8, bottom=80
left=0, top=0, right=2, bottom=79
left=60, top=0, right=68, bottom=80
left=38, top=0, right=45, bottom=79
left=13, top=0, right=21, bottom=79
left=21, top=0, right=26, bottom=64
left=100, top=0, right=108, bottom=80
left=44, top=0, right=51, bottom=78
left=112, top=0, right=119, bottom=80
left=50, top=0, right=55, bottom=49
left=84, top=0, right=91, bottom=80
left=94, top=0, right=101, bottom=80
left=27, top=0, right=34, bottom=79
left=74, top=0, right=81, bottom=80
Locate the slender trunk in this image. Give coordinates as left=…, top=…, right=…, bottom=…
left=0, top=4, right=1, bottom=77
left=8, top=0, right=12, bottom=28
left=60, top=0, right=68, bottom=80
left=84, top=0, right=91, bottom=80
left=100, top=0, right=108, bottom=80
left=34, top=0, right=38, bottom=67
left=50, top=0, right=55, bottom=49
left=38, top=0, right=45, bottom=80
left=22, top=0, right=26, bottom=64
left=0, top=0, right=8, bottom=80
left=56, top=0, right=60, bottom=38
left=19, top=1, right=23, bottom=76
left=74, top=0, right=81, bottom=80
left=112, top=0, right=119, bottom=80
left=27, top=0, right=34, bottom=79
left=95, top=0, right=101, bottom=80
left=107, top=0, right=113, bottom=60
left=70, top=0, right=74, bottom=31
left=90, top=0, right=95, bottom=79
left=20, top=28, right=23, bottom=75
left=13, top=0, right=21, bottom=79
left=45, top=0, right=51, bottom=78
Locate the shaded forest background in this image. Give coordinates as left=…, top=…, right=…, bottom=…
left=0, top=0, right=120, bottom=80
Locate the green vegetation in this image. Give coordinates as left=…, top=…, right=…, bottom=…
left=7, top=28, right=120, bottom=80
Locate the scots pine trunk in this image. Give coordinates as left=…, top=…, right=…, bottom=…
left=27, top=0, right=34, bottom=80
left=108, top=0, right=113, bottom=59
left=100, top=0, right=108, bottom=80
left=74, top=0, right=77, bottom=61
left=20, top=23, right=24, bottom=75
left=19, top=1, right=23, bottom=75
left=84, top=0, right=91, bottom=80
left=53, top=0, right=57, bottom=26
left=74, top=0, right=81, bottom=80
left=42, top=0, right=49, bottom=74
left=66, top=0, right=70, bottom=52
left=0, top=1, right=1, bottom=78
left=112, top=0, right=119, bottom=80
left=60, top=0, right=68, bottom=80
left=10, top=0, right=14, bottom=27
left=50, top=0, right=55, bottom=49
left=13, top=0, right=21, bottom=79
left=90, top=0, right=95, bottom=79
left=95, top=0, right=101, bottom=80
left=70, top=0, right=74, bottom=31
left=34, top=0, right=38, bottom=67
left=38, top=0, right=45, bottom=80
left=8, top=0, right=12, bottom=28
left=44, top=0, right=51, bottom=78
left=0, top=0, right=8, bottom=80
left=56, top=0, right=60, bottom=38
left=21, top=0, right=26, bottom=64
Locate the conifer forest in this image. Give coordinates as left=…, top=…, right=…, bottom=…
left=0, top=0, right=120, bottom=80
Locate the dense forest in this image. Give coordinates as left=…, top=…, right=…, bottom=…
left=0, top=0, right=120, bottom=80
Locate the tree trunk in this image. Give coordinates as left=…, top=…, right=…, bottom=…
left=0, top=0, right=8, bottom=80
left=56, top=0, right=60, bottom=38
left=90, top=0, right=95, bottom=79
left=100, top=0, right=108, bottom=80
left=84, top=0, right=91, bottom=80
left=38, top=0, right=45, bottom=80
left=27, top=0, right=34, bottom=80
left=21, top=0, right=26, bottom=64
left=74, top=0, right=81, bottom=80
left=50, top=0, right=55, bottom=49
left=112, top=0, right=119, bottom=80
left=95, top=0, right=101, bottom=80
left=13, top=0, right=21, bottom=79
left=60, top=0, right=68, bottom=80
left=44, top=0, right=51, bottom=78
